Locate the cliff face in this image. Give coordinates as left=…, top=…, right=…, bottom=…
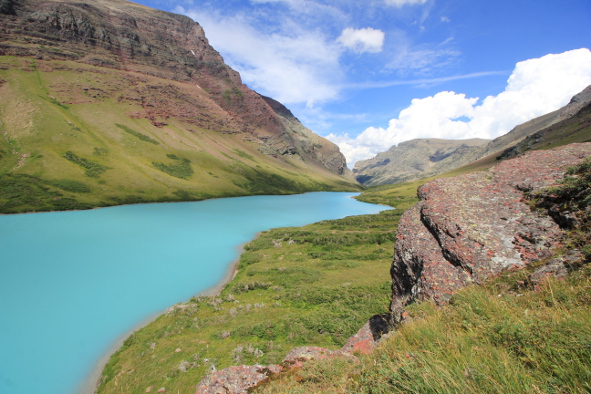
left=390, top=143, right=591, bottom=323
left=0, top=0, right=356, bottom=212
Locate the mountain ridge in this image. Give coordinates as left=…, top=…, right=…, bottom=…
left=0, top=0, right=358, bottom=213
left=353, top=85, right=591, bottom=186
left=353, top=138, right=489, bottom=186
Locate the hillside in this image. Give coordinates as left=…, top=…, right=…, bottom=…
left=353, top=138, right=488, bottom=187
left=354, top=85, right=591, bottom=186
left=0, top=0, right=359, bottom=213
left=207, top=143, right=591, bottom=393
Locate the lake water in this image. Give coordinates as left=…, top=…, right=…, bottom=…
left=0, top=192, right=390, bottom=394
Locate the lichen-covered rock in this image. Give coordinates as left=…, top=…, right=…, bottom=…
left=390, top=143, right=591, bottom=323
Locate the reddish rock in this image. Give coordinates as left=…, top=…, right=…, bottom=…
left=195, top=365, right=282, bottom=394
left=341, top=314, right=390, bottom=355
left=390, top=143, right=591, bottom=323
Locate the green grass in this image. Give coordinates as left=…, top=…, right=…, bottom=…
left=96, top=186, right=418, bottom=394
left=0, top=56, right=361, bottom=213
left=260, top=265, right=591, bottom=394
left=115, top=123, right=160, bottom=145
left=0, top=174, right=94, bottom=212
left=351, top=266, right=591, bottom=394
left=256, top=157, right=591, bottom=394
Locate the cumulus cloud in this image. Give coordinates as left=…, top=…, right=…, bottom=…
left=385, top=0, right=428, bottom=6
left=177, top=7, right=342, bottom=106
left=337, top=27, right=385, bottom=54
left=327, top=48, right=591, bottom=167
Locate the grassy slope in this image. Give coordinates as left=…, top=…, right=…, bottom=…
left=260, top=265, right=591, bottom=394
left=257, top=160, right=591, bottom=394
left=96, top=191, right=418, bottom=394
left=96, top=145, right=591, bottom=393
left=0, top=56, right=360, bottom=213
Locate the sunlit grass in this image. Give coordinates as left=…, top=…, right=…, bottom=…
left=96, top=185, right=418, bottom=394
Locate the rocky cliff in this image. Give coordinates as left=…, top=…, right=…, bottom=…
left=0, top=0, right=357, bottom=213
left=389, top=142, right=591, bottom=323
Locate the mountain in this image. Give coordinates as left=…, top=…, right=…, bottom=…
left=0, top=0, right=359, bottom=213
left=353, top=138, right=489, bottom=187
left=353, top=85, right=591, bottom=186
left=485, top=85, right=591, bottom=159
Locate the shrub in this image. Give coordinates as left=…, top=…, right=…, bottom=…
left=115, top=123, right=159, bottom=145
left=63, top=151, right=108, bottom=177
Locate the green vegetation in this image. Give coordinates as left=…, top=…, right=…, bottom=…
left=0, top=57, right=361, bottom=213
left=233, top=148, right=255, bottom=161
left=152, top=155, right=194, bottom=179
left=260, top=266, right=591, bottom=394
left=115, top=123, right=160, bottom=145
left=0, top=174, right=94, bottom=212
left=47, top=179, right=91, bottom=193
left=233, top=165, right=337, bottom=195
left=223, top=87, right=244, bottom=102
left=257, top=158, right=591, bottom=394
left=93, top=147, right=108, bottom=156
left=96, top=187, right=418, bottom=394
left=532, top=156, right=591, bottom=260
left=63, top=151, right=109, bottom=177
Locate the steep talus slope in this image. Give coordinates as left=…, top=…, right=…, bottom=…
left=353, top=138, right=489, bottom=186
left=389, top=142, right=591, bottom=323
left=0, top=0, right=357, bottom=213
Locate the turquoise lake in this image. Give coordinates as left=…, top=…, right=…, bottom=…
left=0, top=192, right=390, bottom=394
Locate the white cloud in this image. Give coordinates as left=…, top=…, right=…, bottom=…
left=337, top=27, right=385, bottom=54
left=328, top=48, right=591, bottom=167
left=178, top=7, right=342, bottom=106
left=385, top=0, right=428, bottom=6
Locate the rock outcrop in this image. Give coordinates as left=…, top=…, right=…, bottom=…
left=390, top=143, right=591, bottom=323
left=194, top=314, right=390, bottom=393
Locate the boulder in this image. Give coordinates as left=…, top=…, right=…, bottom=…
left=390, top=143, right=591, bottom=323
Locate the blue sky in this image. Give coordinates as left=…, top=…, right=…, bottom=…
left=134, top=0, right=591, bottom=167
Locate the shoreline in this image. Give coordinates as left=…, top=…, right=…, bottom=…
left=79, top=237, right=253, bottom=394
left=0, top=190, right=363, bottom=217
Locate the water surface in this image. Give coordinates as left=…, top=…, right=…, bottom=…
left=0, top=192, right=390, bottom=394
